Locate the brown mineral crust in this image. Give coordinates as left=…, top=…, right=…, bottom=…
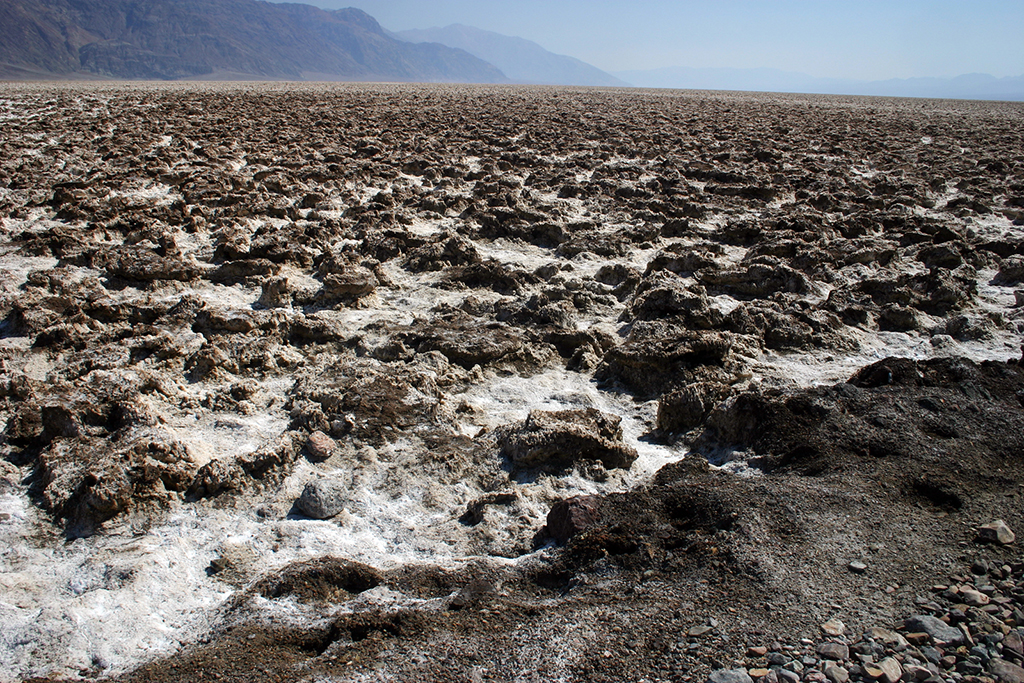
left=250, top=556, right=383, bottom=603
left=697, top=356, right=1024, bottom=479
left=596, top=326, right=748, bottom=397
left=497, top=408, right=639, bottom=472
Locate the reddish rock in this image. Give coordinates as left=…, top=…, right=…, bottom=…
left=306, top=431, right=338, bottom=461
left=546, top=495, right=601, bottom=545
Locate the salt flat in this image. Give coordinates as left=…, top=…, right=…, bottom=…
left=0, top=82, right=1023, bottom=682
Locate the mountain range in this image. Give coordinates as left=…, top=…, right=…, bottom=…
left=1, top=0, right=1021, bottom=101
left=0, top=0, right=506, bottom=82
left=393, top=24, right=626, bottom=87
left=615, top=66, right=1024, bottom=102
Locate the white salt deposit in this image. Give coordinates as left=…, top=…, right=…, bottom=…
left=0, top=253, right=59, bottom=293
left=453, top=367, right=675, bottom=481
left=0, top=496, right=229, bottom=681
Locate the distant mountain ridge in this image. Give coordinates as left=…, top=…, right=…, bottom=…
left=395, top=24, right=627, bottom=87
left=0, top=0, right=508, bottom=82
left=615, top=66, right=1024, bottom=102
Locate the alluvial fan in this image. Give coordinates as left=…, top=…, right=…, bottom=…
left=1, top=82, right=1023, bottom=683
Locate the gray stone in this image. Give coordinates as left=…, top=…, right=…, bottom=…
left=960, top=588, right=991, bottom=606
left=1005, top=631, right=1024, bottom=657
left=904, top=614, right=965, bottom=646
left=295, top=478, right=348, bottom=519
left=708, top=669, right=754, bottom=683
left=824, top=664, right=850, bottom=683
left=956, top=660, right=984, bottom=675
left=821, top=619, right=847, bottom=637
left=876, top=657, right=903, bottom=683
left=904, top=664, right=931, bottom=681
left=862, top=664, right=883, bottom=680
left=817, top=642, right=850, bottom=661
left=865, top=627, right=908, bottom=649
left=971, top=645, right=992, bottom=662
left=978, top=520, right=1016, bottom=545
left=778, top=670, right=800, bottom=683
left=990, top=658, right=1024, bottom=683
left=848, top=560, right=868, bottom=573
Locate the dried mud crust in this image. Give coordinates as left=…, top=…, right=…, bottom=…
left=0, top=83, right=1023, bottom=682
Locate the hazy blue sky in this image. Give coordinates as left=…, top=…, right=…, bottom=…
left=273, top=0, right=1024, bottom=80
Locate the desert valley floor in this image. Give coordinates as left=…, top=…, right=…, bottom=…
left=1, top=83, right=1024, bottom=683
